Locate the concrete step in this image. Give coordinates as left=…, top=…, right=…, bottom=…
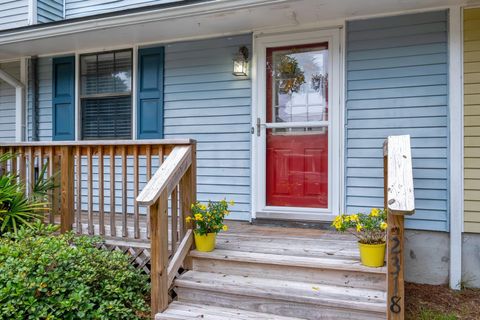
left=190, top=249, right=386, bottom=290
left=174, top=271, right=387, bottom=320
left=155, top=301, right=306, bottom=319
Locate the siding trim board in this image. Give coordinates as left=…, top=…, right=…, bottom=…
left=346, top=10, right=449, bottom=232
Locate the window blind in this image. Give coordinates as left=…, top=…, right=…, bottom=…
left=80, top=50, right=132, bottom=139
left=81, top=96, right=132, bottom=140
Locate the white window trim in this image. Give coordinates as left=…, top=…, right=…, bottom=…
left=251, top=28, right=344, bottom=222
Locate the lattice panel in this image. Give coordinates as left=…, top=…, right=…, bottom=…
left=97, top=243, right=151, bottom=275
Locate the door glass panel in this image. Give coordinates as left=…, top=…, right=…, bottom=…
left=267, top=44, right=328, bottom=123
left=265, top=43, right=329, bottom=209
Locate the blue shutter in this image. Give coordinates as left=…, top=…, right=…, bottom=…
left=52, top=56, right=75, bottom=140
left=137, top=47, right=164, bottom=139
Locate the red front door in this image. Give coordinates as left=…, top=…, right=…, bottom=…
left=265, top=43, right=329, bottom=209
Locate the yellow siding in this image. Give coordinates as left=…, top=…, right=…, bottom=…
left=464, top=8, right=480, bottom=232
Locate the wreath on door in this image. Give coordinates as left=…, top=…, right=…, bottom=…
left=273, top=55, right=306, bottom=95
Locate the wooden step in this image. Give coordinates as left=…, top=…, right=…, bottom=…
left=155, top=302, right=306, bottom=319
left=216, top=233, right=360, bottom=259
left=174, top=271, right=386, bottom=320
left=190, top=249, right=386, bottom=290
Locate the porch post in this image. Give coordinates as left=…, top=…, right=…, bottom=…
left=448, top=5, right=463, bottom=291
left=0, top=64, right=26, bottom=142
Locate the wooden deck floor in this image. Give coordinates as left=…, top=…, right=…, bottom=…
left=60, top=212, right=356, bottom=246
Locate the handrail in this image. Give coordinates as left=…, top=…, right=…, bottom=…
left=0, top=140, right=194, bottom=238
left=137, top=145, right=192, bottom=206
left=0, top=139, right=194, bottom=147
left=136, top=143, right=196, bottom=317
left=383, top=135, right=415, bottom=320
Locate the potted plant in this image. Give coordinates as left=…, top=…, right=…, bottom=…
left=186, top=199, right=234, bottom=252
left=332, top=208, right=388, bottom=267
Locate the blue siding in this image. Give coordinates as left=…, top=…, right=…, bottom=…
left=0, top=0, right=28, bottom=30
left=65, top=0, right=182, bottom=19
left=345, top=10, right=449, bottom=231
left=0, top=61, right=20, bottom=141
left=37, top=0, right=64, bottom=23
left=29, top=35, right=252, bottom=220
left=28, top=57, right=54, bottom=141
left=164, top=34, right=252, bottom=220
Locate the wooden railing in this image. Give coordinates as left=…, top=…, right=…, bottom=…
left=0, top=139, right=195, bottom=242
left=383, top=135, right=415, bottom=320
left=136, top=144, right=196, bottom=316
left=0, top=139, right=197, bottom=317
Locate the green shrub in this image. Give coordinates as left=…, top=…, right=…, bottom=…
left=0, top=228, right=150, bottom=319
left=0, top=152, right=56, bottom=235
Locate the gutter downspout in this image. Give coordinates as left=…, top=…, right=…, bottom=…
left=0, top=66, right=26, bottom=142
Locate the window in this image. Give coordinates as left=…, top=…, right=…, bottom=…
left=80, top=50, right=132, bottom=140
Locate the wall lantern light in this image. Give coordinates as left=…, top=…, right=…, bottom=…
left=233, top=46, right=249, bottom=76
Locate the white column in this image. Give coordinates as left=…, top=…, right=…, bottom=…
left=0, top=65, right=26, bottom=142
left=448, top=6, right=464, bottom=290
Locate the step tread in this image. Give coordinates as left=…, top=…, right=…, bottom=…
left=156, top=302, right=306, bottom=320
left=216, top=234, right=360, bottom=259
left=190, top=249, right=386, bottom=274
left=175, top=271, right=386, bottom=313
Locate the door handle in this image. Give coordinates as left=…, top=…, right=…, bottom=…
left=257, top=118, right=261, bottom=137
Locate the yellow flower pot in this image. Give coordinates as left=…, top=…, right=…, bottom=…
left=194, top=232, right=217, bottom=252
left=358, top=242, right=386, bottom=267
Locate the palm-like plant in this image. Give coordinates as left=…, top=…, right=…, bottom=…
left=0, top=152, right=56, bottom=236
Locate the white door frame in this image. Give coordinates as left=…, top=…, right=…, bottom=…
left=251, top=28, right=343, bottom=222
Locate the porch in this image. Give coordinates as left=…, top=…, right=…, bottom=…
left=0, top=136, right=413, bottom=319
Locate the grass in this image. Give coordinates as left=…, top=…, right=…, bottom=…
left=415, top=308, right=457, bottom=320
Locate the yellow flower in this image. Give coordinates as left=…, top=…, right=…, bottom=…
left=191, top=203, right=195, bottom=209
left=229, top=200, right=235, bottom=206
left=222, top=225, right=228, bottom=231
left=200, top=204, right=207, bottom=211
left=356, top=224, right=363, bottom=232
left=381, top=222, right=388, bottom=230
left=350, top=214, right=359, bottom=222
left=370, top=208, right=380, bottom=217
left=185, top=216, right=192, bottom=223
left=194, top=213, right=203, bottom=221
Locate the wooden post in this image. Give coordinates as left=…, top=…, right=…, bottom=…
left=150, top=191, right=169, bottom=316
left=60, top=146, right=74, bottom=233
left=384, top=135, right=415, bottom=320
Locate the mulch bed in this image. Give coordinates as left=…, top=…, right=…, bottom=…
left=405, top=282, right=480, bottom=320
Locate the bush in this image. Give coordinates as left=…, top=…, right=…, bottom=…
left=0, top=152, right=56, bottom=236
left=0, top=228, right=150, bottom=319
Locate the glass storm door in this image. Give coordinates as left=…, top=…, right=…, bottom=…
left=265, top=43, right=329, bottom=209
